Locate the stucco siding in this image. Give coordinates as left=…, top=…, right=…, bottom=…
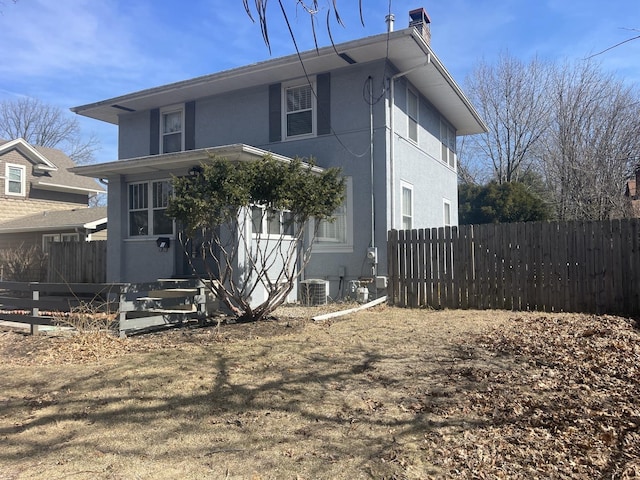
left=118, top=111, right=152, bottom=160
left=195, top=86, right=270, bottom=148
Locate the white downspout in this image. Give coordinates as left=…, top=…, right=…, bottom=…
left=388, top=56, right=431, bottom=229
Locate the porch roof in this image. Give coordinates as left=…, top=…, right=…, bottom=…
left=70, top=144, right=322, bottom=178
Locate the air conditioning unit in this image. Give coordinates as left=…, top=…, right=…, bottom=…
left=299, top=279, right=329, bottom=306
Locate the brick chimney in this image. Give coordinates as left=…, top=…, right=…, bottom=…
left=409, top=8, right=431, bottom=45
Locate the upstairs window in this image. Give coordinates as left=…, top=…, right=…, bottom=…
left=283, top=81, right=315, bottom=139
left=128, top=180, right=173, bottom=237
left=440, top=121, right=456, bottom=169
left=407, top=89, right=419, bottom=143
left=161, top=106, right=184, bottom=153
left=5, top=163, right=25, bottom=196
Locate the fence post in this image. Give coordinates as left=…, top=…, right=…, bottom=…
left=31, top=283, right=39, bottom=336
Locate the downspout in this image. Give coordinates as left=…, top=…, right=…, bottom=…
left=369, top=76, right=376, bottom=277
left=388, top=56, right=431, bottom=229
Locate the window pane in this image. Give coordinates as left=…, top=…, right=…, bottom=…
left=318, top=202, right=346, bottom=243
left=282, top=211, right=294, bottom=237
left=444, top=202, right=451, bottom=226
left=408, top=91, right=418, bottom=142
left=267, top=209, right=280, bottom=235
left=163, top=132, right=182, bottom=153
left=129, top=183, right=148, bottom=210
left=402, top=186, right=412, bottom=230
left=287, top=85, right=311, bottom=112
left=163, top=111, right=182, bottom=133
left=8, top=166, right=22, bottom=193
left=252, top=206, right=263, bottom=234
left=153, top=209, right=173, bottom=235
left=402, top=187, right=412, bottom=216
left=130, top=211, right=148, bottom=236
left=287, top=111, right=313, bottom=136
left=409, top=118, right=418, bottom=143
left=153, top=181, right=170, bottom=208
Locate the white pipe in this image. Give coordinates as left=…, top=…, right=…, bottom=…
left=312, top=296, right=387, bottom=321
left=388, top=56, right=430, bottom=229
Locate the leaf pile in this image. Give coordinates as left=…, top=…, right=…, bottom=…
left=424, top=313, right=640, bottom=478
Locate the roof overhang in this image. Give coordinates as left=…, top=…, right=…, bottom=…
left=0, top=138, right=58, bottom=170
left=0, top=211, right=108, bottom=234
left=32, top=181, right=105, bottom=195
left=72, top=28, right=487, bottom=136
left=70, top=144, right=322, bottom=178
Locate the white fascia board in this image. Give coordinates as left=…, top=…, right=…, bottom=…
left=0, top=138, right=59, bottom=170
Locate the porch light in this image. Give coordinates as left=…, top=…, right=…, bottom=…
left=188, top=165, right=203, bottom=177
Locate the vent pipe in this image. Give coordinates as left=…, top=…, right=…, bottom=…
left=385, top=13, right=395, bottom=32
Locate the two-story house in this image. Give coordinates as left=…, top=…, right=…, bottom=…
left=0, top=138, right=107, bottom=252
left=71, top=9, right=487, bottom=303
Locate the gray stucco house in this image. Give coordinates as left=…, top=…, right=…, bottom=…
left=71, top=9, right=487, bottom=303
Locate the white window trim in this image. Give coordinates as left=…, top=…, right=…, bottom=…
left=160, top=104, right=185, bottom=154
left=401, top=181, right=414, bottom=230
left=5, top=163, right=26, bottom=197
left=407, top=88, right=419, bottom=144
left=313, top=176, right=353, bottom=253
left=443, top=198, right=452, bottom=227
left=127, top=179, right=175, bottom=238
left=282, top=78, right=317, bottom=141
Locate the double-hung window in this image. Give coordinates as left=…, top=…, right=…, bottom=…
left=440, top=120, right=456, bottom=169
left=161, top=106, right=184, bottom=153
left=251, top=206, right=294, bottom=237
left=401, top=182, right=413, bottom=230
left=443, top=199, right=452, bottom=227
left=314, top=177, right=353, bottom=252
left=128, top=180, right=173, bottom=237
left=5, top=163, right=25, bottom=196
left=407, top=89, right=419, bottom=143
left=283, top=80, right=315, bottom=139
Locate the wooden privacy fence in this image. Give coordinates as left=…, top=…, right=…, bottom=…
left=47, top=241, right=107, bottom=283
left=387, top=219, right=640, bottom=314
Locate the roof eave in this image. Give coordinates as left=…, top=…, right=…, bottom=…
left=72, top=28, right=487, bottom=136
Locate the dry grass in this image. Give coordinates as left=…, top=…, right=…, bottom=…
left=0, top=306, right=638, bottom=479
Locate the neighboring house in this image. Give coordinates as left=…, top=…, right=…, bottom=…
left=0, top=207, right=107, bottom=251
left=625, top=168, right=640, bottom=217
left=71, top=9, right=487, bottom=303
left=0, top=138, right=106, bottom=251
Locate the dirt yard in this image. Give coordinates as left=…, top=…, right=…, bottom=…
left=0, top=305, right=639, bottom=479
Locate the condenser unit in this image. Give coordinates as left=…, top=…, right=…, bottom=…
left=299, top=279, right=329, bottom=306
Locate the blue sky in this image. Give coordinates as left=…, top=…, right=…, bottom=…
left=1, top=0, right=639, bottom=162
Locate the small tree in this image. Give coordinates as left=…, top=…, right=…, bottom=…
left=167, top=155, right=345, bottom=322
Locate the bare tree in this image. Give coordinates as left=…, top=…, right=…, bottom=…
left=540, top=60, right=640, bottom=220
left=243, top=0, right=364, bottom=51
left=464, top=52, right=553, bottom=184
left=0, top=97, right=99, bottom=164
